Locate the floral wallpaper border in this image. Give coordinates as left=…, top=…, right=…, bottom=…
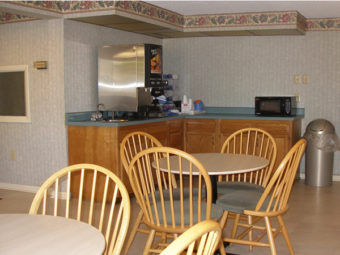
left=307, top=18, right=340, bottom=31
left=183, top=11, right=305, bottom=28
left=1, top=1, right=340, bottom=31
left=0, top=11, right=36, bottom=24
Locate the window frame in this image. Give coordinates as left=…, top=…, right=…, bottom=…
left=0, top=65, right=31, bottom=123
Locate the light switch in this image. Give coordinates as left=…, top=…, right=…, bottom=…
left=34, top=61, right=48, bottom=70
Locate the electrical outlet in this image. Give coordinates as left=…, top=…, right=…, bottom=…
left=294, top=75, right=301, bottom=84
left=302, top=74, right=309, bottom=84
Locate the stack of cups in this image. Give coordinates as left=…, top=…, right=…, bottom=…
left=182, top=95, right=193, bottom=113
left=182, top=95, right=188, bottom=105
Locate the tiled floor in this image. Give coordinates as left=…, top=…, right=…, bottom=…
left=1, top=180, right=340, bottom=255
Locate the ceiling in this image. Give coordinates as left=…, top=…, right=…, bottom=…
left=144, top=1, right=340, bottom=19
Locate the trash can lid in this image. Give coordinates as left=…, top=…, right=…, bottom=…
left=306, top=119, right=335, bottom=135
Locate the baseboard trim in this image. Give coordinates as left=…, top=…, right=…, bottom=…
left=1, top=175, right=340, bottom=194
left=0, top=182, right=39, bottom=193
left=298, top=173, right=340, bottom=181
left=0, top=182, right=68, bottom=199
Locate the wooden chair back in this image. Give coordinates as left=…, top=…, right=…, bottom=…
left=120, top=131, right=163, bottom=173
left=127, top=146, right=212, bottom=233
left=121, top=131, right=178, bottom=189
left=250, top=139, right=306, bottom=215
left=29, top=164, right=131, bottom=255
left=160, top=220, right=222, bottom=255
left=220, top=128, right=277, bottom=186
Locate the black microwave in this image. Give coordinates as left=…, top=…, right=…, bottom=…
left=255, top=97, right=296, bottom=116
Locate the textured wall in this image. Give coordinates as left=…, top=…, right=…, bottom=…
left=163, top=32, right=340, bottom=174
left=0, top=19, right=66, bottom=186
left=0, top=19, right=160, bottom=187
left=1, top=19, right=339, bottom=187
left=64, top=20, right=162, bottom=113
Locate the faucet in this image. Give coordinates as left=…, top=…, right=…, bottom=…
left=97, top=104, right=105, bottom=111
left=91, top=104, right=105, bottom=121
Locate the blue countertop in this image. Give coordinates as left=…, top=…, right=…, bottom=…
left=66, top=107, right=304, bottom=127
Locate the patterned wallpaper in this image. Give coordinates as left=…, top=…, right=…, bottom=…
left=0, top=19, right=66, bottom=187
left=1, top=18, right=339, bottom=189
left=0, top=18, right=160, bottom=188
left=162, top=32, right=340, bottom=174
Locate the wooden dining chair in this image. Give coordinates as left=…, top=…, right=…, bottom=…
left=29, top=163, right=131, bottom=255
left=127, top=146, right=225, bottom=255
left=219, top=128, right=277, bottom=241
left=217, top=138, right=306, bottom=255
left=160, top=220, right=222, bottom=255
left=120, top=131, right=178, bottom=254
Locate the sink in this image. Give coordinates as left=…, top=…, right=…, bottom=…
left=77, top=119, right=128, bottom=123
left=105, top=119, right=128, bottom=123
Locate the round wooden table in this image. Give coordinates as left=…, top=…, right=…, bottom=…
left=159, top=153, right=269, bottom=202
left=0, top=214, right=106, bottom=255
left=164, top=153, right=269, bottom=175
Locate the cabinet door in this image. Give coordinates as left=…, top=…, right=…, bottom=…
left=219, top=120, right=252, bottom=151
left=169, top=119, right=184, bottom=149
left=250, top=120, right=292, bottom=170
left=118, top=121, right=169, bottom=146
left=68, top=126, right=120, bottom=200
left=184, top=119, right=217, bottom=153
left=219, top=119, right=301, bottom=171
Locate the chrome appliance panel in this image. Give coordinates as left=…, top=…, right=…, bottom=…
left=98, top=44, right=146, bottom=112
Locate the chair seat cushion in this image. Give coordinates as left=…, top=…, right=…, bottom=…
left=152, top=199, right=224, bottom=226
left=153, top=187, right=206, bottom=201
left=216, top=189, right=263, bottom=214
left=217, top=181, right=264, bottom=195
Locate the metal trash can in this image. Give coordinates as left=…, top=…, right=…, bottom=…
left=303, top=119, right=340, bottom=187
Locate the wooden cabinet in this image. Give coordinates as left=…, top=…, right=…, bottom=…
left=68, top=120, right=182, bottom=196
left=117, top=121, right=169, bottom=145
left=68, top=117, right=301, bottom=196
left=184, top=119, right=218, bottom=153
left=168, top=119, right=184, bottom=150
left=68, top=125, right=121, bottom=200
left=219, top=119, right=301, bottom=170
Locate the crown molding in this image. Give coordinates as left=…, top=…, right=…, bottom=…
left=1, top=1, right=340, bottom=32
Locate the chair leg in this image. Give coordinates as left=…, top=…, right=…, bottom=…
left=143, top=229, right=156, bottom=255
left=218, top=211, right=228, bottom=255
left=219, top=211, right=229, bottom=229
left=277, top=215, right=294, bottom=255
left=264, top=216, right=277, bottom=255
left=231, top=213, right=240, bottom=239
left=248, top=215, right=253, bottom=251
left=218, top=239, right=227, bottom=255
left=123, top=209, right=145, bottom=254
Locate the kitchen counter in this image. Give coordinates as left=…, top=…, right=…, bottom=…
left=67, top=107, right=303, bottom=193
left=66, top=107, right=304, bottom=127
